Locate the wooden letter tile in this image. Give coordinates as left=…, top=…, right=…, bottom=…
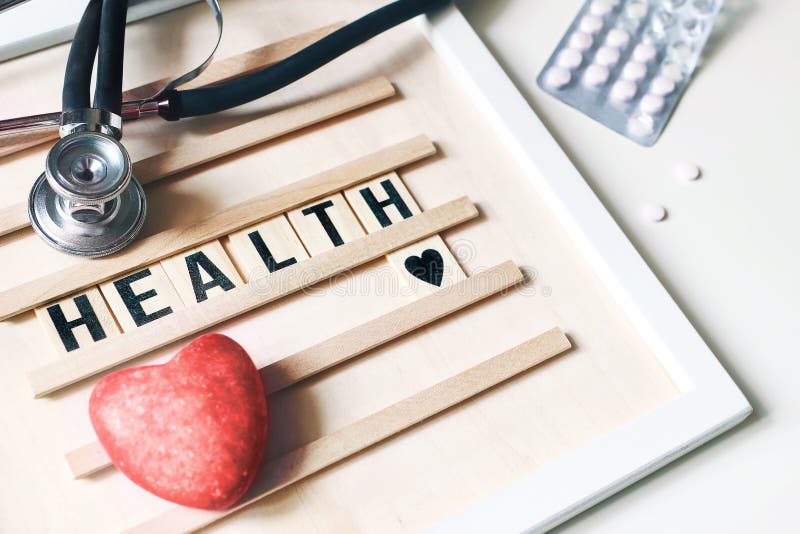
left=343, top=172, right=421, bottom=232
left=35, top=288, right=121, bottom=355
left=387, top=235, right=467, bottom=298
left=287, top=193, right=366, bottom=256
left=346, top=173, right=465, bottom=299
left=99, top=264, right=185, bottom=332
left=161, top=241, right=243, bottom=305
left=226, top=215, right=310, bottom=282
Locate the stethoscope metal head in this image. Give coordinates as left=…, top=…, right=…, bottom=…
left=28, top=109, right=146, bottom=258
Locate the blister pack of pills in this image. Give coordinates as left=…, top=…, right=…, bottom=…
left=537, top=0, right=723, bottom=146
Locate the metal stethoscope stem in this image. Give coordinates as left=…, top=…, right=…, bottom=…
left=28, top=0, right=146, bottom=257
left=12, top=0, right=448, bottom=257
left=0, top=97, right=170, bottom=136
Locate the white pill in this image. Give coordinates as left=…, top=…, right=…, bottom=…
left=626, top=1, right=648, bottom=19
left=590, top=0, right=613, bottom=16
left=627, top=113, right=654, bottom=137
left=674, top=161, right=701, bottom=181
left=557, top=48, right=583, bottom=69
left=621, top=61, right=647, bottom=81
left=660, top=62, right=684, bottom=81
left=633, top=43, right=657, bottom=63
left=544, top=66, right=571, bottom=89
left=569, top=31, right=594, bottom=51
left=640, top=93, right=665, bottom=114
left=642, top=203, right=667, bottom=222
left=580, top=14, right=604, bottom=33
left=595, top=46, right=620, bottom=67
left=670, top=41, right=693, bottom=63
left=605, top=28, right=630, bottom=48
left=584, top=64, right=610, bottom=86
left=651, top=8, right=675, bottom=35
left=610, top=79, right=637, bottom=101
left=650, top=75, right=676, bottom=96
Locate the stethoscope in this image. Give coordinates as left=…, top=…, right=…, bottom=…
left=0, top=0, right=447, bottom=257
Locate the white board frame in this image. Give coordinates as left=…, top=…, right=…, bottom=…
left=419, top=6, right=751, bottom=533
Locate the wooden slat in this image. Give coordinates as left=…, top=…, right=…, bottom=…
left=0, top=76, right=396, bottom=238
left=124, top=23, right=345, bottom=99
left=0, top=135, right=436, bottom=320
left=0, top=204, right=30, bottom=238
left=27, top=197, right=478, bottom=397
left=134, top=77, right=395, bottom=185
left=0, top=23, right=344, bottom=159
left=65, top=261, right=524, bottom=478
left=125, top=327, right=571, bottom=534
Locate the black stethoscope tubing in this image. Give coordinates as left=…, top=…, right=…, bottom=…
left=64, top=0, right=128, bottom=116
left=63, top=0, right=449, bottom=122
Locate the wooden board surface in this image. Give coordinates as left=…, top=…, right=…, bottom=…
left=0, top=1, right=678, bottom=532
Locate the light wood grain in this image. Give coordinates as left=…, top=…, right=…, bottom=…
left=0, top=23, right=345, bottom=159
left=66, top=261, right=523, bottom=479
left=99, top=264, right=185, bottom=333
left=161, top=241, right=243, bottom=306
left=287, top=193, right=366, bottom=255
left=123, top=23, right=346, bottom=100
left=0, top=201, right=33, bottom=238
left=0, top=76, right=396, bottom=238
left=34, top=287, right=121, bottom=356
left=27, top=197, right=478, bottom=397
left=345, top=172, right=466, bottom=297
left=0, top=135, right=436, bottom=320
left=125, top=327, right=571, bottom=534
left=225, top=215, right=310, bottom=283
left=343, top=172, right=422, bottom=232
left=133, top=76, right=395, bottom=186
left=386, top=234, right=467, bottom=297
left=0, top=4, right=681, bottom=531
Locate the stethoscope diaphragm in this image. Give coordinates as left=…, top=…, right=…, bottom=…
left=28, top=131, right=146, bottom=257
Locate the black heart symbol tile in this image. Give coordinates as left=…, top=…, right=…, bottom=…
left=404, top=249, right=444, bottom=287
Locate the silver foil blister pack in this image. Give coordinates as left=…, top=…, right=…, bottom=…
left=537, top=0, right=722, bottom=146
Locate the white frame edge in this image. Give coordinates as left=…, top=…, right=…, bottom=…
left=418, top=6, right=751, bottom=533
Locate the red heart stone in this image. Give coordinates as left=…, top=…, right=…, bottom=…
left=89, top=333, right=268, bottom=510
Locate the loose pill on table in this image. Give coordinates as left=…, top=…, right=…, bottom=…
left=590, top=0, right=613, bottom=16
left=674, top=161, right=701, bottom=181
left=544, top=66, right=572, bottom=89
left=580, top=14, right=604, bottom=33
left=621, top=61, right=647, bottom=81
left=557, top=48, right=583, bottom=69
left=642, top=203, right=668, bottom=222
left=650, top=75, right=676, bottom=96
left=584, top=64, right=610, bottom=86
left=610, top=79, right=637, bottom=101
left=605, top=28, right=630, bottom=48
left=633, top=42, right=657, bottom=63
left=640, top=93, right=665, bottom=114
left=595, top=46, right=620, bottom=67
left=569, top=31, right=594, bottom=51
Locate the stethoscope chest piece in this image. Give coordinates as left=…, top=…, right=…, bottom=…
left=29, top=123, right=146, bottom=257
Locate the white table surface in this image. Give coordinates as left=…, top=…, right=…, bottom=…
left=459, top=0, right=799, bottom=532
